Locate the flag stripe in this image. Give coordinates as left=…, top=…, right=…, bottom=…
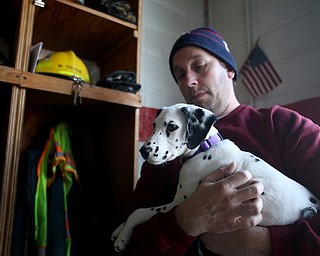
left=253, top=65, right=269, bottom=92
left=263, top=63, right=278, bottom=89
left=242, top=76, right=259, bottom=97
left=241, top=67, right=261, bottom=97
left=242, top=64, right=266, bottom=96
left=243, top=65, right=264, bottom=96
left=239, top=45, right=282, bottom=97
left=265, top=61, right=282, bottom=84
left=257, top=65, right=274, bottom=91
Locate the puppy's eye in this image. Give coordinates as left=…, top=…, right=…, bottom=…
left=167, top=123, right=178, bottom=132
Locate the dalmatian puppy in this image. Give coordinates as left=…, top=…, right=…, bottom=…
left=111, top=103, right=319, bottom=252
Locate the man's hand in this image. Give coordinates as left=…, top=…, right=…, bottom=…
left=174, top=162, right=264, bottom=237
left=200, top=226, right=272, bottom=256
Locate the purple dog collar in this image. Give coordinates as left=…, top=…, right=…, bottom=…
left=181, top=133, right=223, bottom=164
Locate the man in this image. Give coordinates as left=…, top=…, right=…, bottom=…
left=124, top=27, right=320, bottom=255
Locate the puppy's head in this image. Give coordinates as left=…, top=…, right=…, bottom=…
left=139, top=103, right=217, bottom=165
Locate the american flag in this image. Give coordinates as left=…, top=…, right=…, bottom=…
left=240, top=45, right=282, bottom=97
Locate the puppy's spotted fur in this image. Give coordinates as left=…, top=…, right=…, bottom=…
left=111, top=103, right=319, bottom=252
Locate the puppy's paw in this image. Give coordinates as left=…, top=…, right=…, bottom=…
left=112, top=222, right=133, bottom=252
left=301, top=206, right=318, bottom=219
left=114, top=236, right=128, bottom=252
left=111, top=222, right=126, bottom=242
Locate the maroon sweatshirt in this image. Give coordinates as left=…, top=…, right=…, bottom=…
left=124, top=104, right=320, bottom=255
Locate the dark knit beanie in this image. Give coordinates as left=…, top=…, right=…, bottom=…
left=169, top=27, right=238, bottom=82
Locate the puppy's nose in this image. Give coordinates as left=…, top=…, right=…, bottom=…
left=140, top=146, right=152, bottom=159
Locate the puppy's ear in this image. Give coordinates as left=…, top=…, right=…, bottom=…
left=156, top=108, right=162, bottom=117
left=181, top=106, right=217, bottom=149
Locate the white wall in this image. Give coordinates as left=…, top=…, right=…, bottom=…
left=209, top=0, right=320, bottom=108
left=140, top=0, right=205, bottom=109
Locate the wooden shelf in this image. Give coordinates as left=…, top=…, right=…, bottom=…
left=58, top=0, right=138, bottom=29
left=0, top=65, right=141, bottom=107
left=33, top=0, right=138, bottom=63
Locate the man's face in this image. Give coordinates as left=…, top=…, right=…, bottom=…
left=172, top=46, right=235, bottom=117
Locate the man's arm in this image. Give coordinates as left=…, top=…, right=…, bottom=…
left=200, top=226, right=271, bottom=256
left=129, top=163, right=265, bottom=255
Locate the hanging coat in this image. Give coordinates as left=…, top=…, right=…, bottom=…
left=34, top=122, right=79, bottom=256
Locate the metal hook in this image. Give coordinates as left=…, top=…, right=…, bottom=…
left=72, top=77, right=84, bottom=105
